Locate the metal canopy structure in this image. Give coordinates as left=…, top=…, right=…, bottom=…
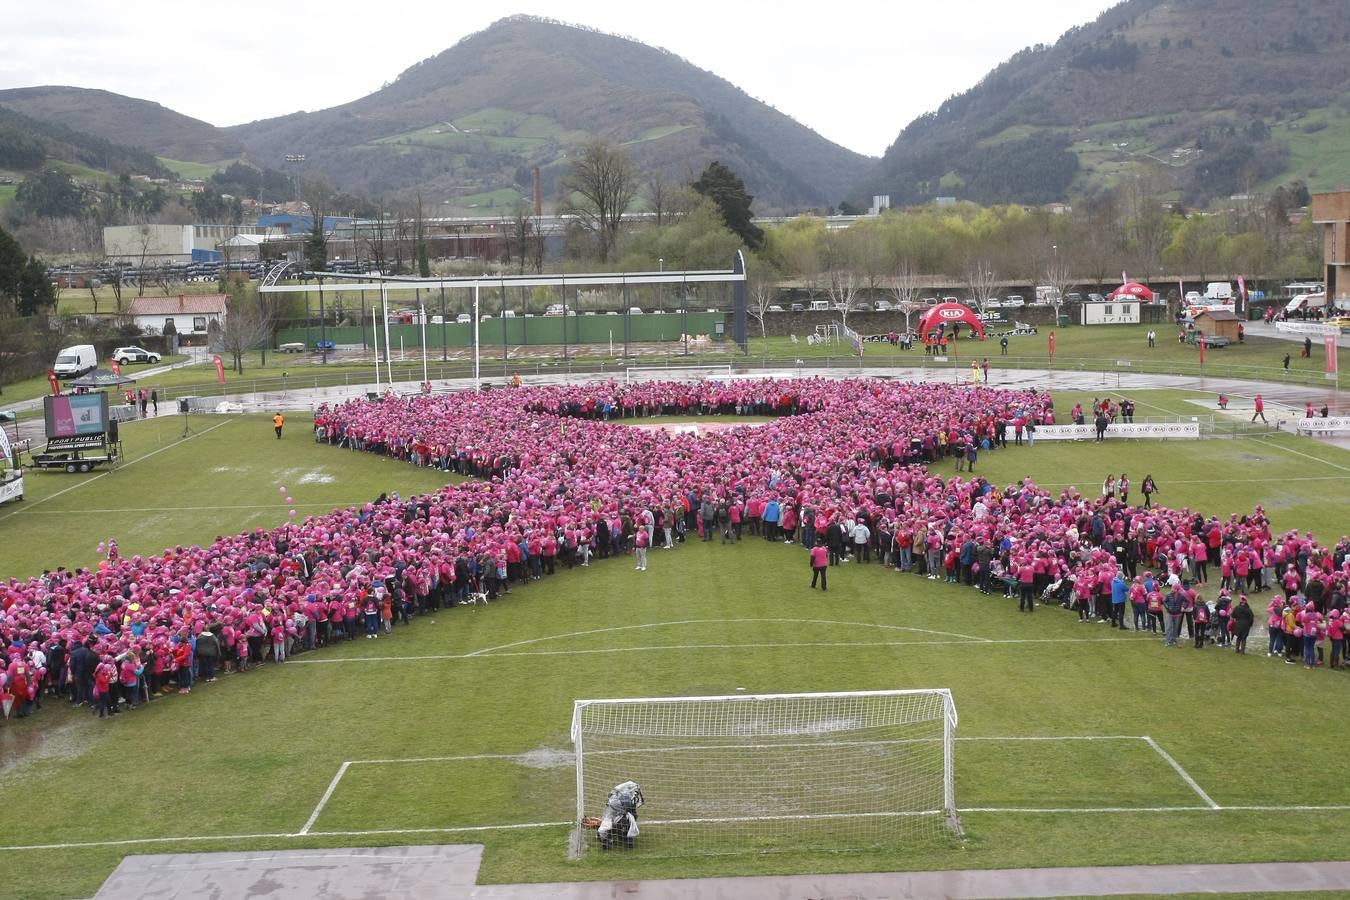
left=259, top=252, right=748, bottom=391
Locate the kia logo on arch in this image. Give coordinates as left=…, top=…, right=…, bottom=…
left=938, top=308, right=966, bottom=319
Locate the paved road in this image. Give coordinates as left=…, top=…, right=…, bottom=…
left=92, top=846, right=1350, bottom=899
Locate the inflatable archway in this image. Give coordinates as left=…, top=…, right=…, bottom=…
left=918, top=302, right=986, bottom=340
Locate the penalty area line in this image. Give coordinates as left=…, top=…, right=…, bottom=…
left=1143, top=736, right=1219, bottom=809
left=290, top=636, right=1140, bottom=665
left=298, top=761, right=350, bottom=836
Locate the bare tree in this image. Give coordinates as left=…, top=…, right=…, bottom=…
left=1040, top=255, right=1075, bottom=324
left=824, top=269, right=861, bottom=327
left=134, top=224, right=155, bottom=298
left=502, top=200, right=543, bottom=274
left=888, top=262, right=925, bottom=333
left=560, top=141, right=637, bottom=263
left=646, top=172, right=675, bottom=227
left=964, top=259, right=999, bottom=312
left=746, top=263, right=779, bottom=338
left=216, top=286, right=273, bottom=374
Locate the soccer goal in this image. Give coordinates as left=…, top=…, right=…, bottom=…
left=570, top=689, right=959, bottom=857
left=624, top=364, right=733, bottom=384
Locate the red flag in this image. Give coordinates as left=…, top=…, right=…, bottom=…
left=110, top=359, right=122, bottom=376
left=47, top=370, right=61, bottom=395
left=1048, top=330, right=1056, bottom=359
left=1327, top=334, right=1339, bottom=375
left=212, top=354, right=226, bottom=384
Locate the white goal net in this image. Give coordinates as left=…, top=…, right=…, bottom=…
left=571, top=689, right=959, bottom=857
left=624, top=364, right=733, bottom=384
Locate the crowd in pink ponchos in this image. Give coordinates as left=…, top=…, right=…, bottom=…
left=3, top=378, right=1348, bottom=724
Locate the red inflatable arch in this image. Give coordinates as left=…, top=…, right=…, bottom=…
left=918, top=302, right=986, bottom=340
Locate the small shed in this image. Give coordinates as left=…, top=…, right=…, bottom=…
left=1193, top=309, right=1242, bottom=340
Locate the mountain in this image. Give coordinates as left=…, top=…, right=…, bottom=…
left=0, top=85, right=243, bottom=164
left=226, top=15, right=871, bottom=212
left=0, top=103, right=170, bottom=181
left=869, top=0, right=1350, bottom=208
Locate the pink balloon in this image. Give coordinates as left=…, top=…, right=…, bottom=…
left=286, top=497, right=294, bottom=505
left=279, top=486, right=287, bottom=494
left=288, top=509, right=297, bottom=518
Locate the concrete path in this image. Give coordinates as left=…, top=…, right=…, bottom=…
left=94, top=845, right=484, bottom=900
left=91, top=847, right=1350, bottom=899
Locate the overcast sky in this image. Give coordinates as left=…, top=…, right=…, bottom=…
left=0, top=1, right=1117, bottom=157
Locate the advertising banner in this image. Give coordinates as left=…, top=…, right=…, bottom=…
left=213, top=354, right=226, bottom=384
left=1033, top=422, right=1201, bottom=441
left=1295, top=417, right=1350, bottom=434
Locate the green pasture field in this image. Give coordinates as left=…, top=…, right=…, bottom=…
left=2, top=406, right=1349, bottom=900
left=156, top=157, right=225, bottom=179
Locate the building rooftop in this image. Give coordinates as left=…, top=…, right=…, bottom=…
left=126, top=295, right=228, bottom=316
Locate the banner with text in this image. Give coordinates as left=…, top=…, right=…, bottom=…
left=1295, top=416, right=1350, bottom=434
left=1033, top=422, right=1201, bottom=441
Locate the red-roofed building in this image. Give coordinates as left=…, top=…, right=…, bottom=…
left=126, top=294, right=227, bottom=340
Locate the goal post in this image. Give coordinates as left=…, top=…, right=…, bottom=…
left=570, top=689, right=959, bottom=857
left=624, top=364, right=733, bottom=384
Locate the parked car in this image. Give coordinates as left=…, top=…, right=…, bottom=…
left=627, top=307, right=644, bottom=315
left=983, top=298, right=1004, bottom=308
left=313, top=340, right=336, bottom=352
left=111, top=346, right=162, bottom=365
left=1088, top=293, right=1106, bottom=303
left=1064, top=292, right=1083, bottom=304
left=873, top=300, right=894, bottom=312
left=544, top=304, right=565, bottom=316
left=850, top=301, right=873, bottom=312
left=455, top=313, right=472, bottom=324
left=790, top=302, right=806, bottom=312
left=1003, top=295, right=1026, bottom=308
left=767, top=304, right=785, bottom=312
left=278, top=342, right=306, bottom=353
left=1184, top=291, right=1203, bottom=304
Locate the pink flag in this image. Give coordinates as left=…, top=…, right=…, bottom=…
left=1327, top=335, right=1339, bottom=375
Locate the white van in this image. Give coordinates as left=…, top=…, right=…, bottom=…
left=1204, top=282, right=1234, bottom=302
left=53, top=344, right=97, bottom=378
left=808, top=300, right=831, bottom=311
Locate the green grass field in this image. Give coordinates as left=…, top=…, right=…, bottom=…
left=156, top=157, right=226, bottom=180
left=2, top=406, right=1349, bottom=899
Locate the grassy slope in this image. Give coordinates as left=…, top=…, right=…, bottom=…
left=156, top=156, right=226, bottom=179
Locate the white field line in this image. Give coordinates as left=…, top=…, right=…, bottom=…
left=1143, top=736, right=1220, bottom=809
left=306, top=822, right=568, bottom=838
left=298, top=761, right=350, bottom=835
left=643, top=811, right=942, bottom=826
left=13, top=804, right=1350, bottom=853
left=17, top=503, right=352, bottom=514
left=1248, top=438, right=1350, bottom=473
left=1035, top=475, right=1350, bottom=487
left=291, top=636, right=1141, bottom=665
left=0, top=832, right=295, bottom=852
left=0, top=417, right=237, bottom=523
left=960, top=806, right=1211, bottom=814
left=956, top=735, right=1145, bottom=741
left=462, top=618, right=994, bottom=658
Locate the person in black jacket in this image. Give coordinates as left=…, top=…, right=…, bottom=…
left=826, top=521, right=845, bottom=566
left=1231, top=595, right=1255, bottom=654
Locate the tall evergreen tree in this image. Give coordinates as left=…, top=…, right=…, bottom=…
left=691, top=161, right=764, bottom=250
